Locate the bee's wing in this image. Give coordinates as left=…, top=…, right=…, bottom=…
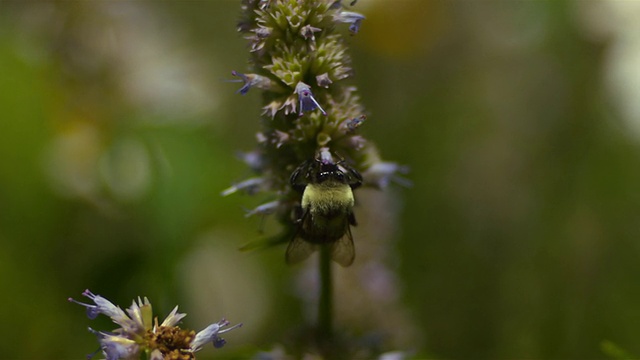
left=286, top=210, right=317, bottom=265
left=286, top=236, right=317, bottom=265
left=330, top=223, right=355, bottom=267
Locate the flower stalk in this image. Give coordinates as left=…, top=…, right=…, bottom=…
left=228, top=0, right=406, bottom=356
left=318, top=244, right=333, bottom=346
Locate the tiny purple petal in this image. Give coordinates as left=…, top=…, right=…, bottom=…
left=213, top=337, right=227, bottom=349
left=85, top=307, right=100, bottom=320
left=230, top=71, right=274, bottom=95
left=102, top=342, right=131, bottom=360
left=349, top=20, right=363, bottom=34
left=237, top=151, right=264, bottom=171
left=364, top=162, right=412, bottom=188
left=318, top=147, right=334, bottom=165
left=259, top=0, right=270, bottom=10
left=86, top=347, right=101, bottom=360
left=345, top=115, right=366, bottom=132
left=316, top=73, right=333, bottom=88
left=231, top=71, right=252, bottom=95
left=256, top=132, right=268, bottom=143
left=221, top=177, right=266, bottom=196
left=245, top=200, right=280, bottom=217
left=255, top=26, right=272, bottom=38
left=88, top=327, right=139, bottom=360
left=300, top=24, right=321, bottom=41
left=68, top=297, right=100, bottom=319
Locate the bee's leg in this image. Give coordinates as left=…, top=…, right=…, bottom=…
left=290, top=160, right=312, bottom=192
left=294, top=205, right=304, bottom=223
left=348, top=211, right=357, bottom=226
left=347, top=167, right=363, bottom=189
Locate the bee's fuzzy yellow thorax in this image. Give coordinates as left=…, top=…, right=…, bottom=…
left=301, top=181, right=354, bottom=213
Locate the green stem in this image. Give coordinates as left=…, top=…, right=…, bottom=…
left=318, top=244, right=333, bottom=346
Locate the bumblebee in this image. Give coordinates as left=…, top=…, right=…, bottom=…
left=287, top=150, right=362, bottom=267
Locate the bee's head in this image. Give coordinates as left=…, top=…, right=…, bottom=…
left=290, top=148, right=362, bottom=189
left=316, top=162, right=345, bottom=184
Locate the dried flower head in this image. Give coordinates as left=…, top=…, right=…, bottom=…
left=69, top=289, right=241, bottom=360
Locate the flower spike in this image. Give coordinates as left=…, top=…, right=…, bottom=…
left=295, top=82, right=326, bottom=116
left=229, top=0, right=406, bottom=270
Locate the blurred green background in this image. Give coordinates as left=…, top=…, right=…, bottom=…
left=2, top=0, right=640, bottom=358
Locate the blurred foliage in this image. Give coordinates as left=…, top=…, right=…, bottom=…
left=1, top=0, right=640, bottom=359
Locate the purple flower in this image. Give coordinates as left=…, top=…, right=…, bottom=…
left=190, top=319, right=243, bottom=352
left=295, top=82, right=326, bottom=116
left=345, top=115, right=366, bottom=132
left=300, top=24, right=321, bottom=41
left=68, top=289, right=132, bottom=328
left=244, top=200, right=281, bottom=217
left=221, top=177, right=267, bottom=196
left=335, top=11, right=365, bottom=35
left=316, top=73, right=333, bottom=88
left=70, top=290, right=241, bottom=359
left=230, top=70, right=274, bottom=95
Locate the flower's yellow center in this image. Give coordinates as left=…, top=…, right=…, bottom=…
left=147, top=326, right=196, bottom=360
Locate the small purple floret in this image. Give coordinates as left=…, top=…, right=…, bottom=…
left=213, top=337, right=227, bottom=349
left=231, top=71, right=252, bottom=95
left=335, top=11, right=365, bottom=35
left=68, top=295, right=99, bottom=319
left=295, top=82, right=326, bottom=116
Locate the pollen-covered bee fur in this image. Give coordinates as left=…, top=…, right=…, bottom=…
left=286, top=148, right=362, bottom=267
